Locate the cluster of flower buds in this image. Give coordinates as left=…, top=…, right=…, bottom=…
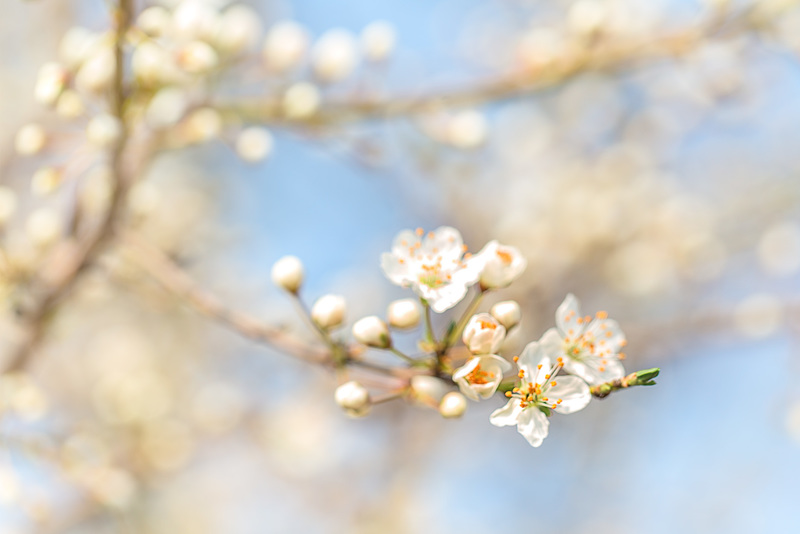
left=272, top=225, right=657, bottom=448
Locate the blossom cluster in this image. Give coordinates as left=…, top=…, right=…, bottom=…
left=273, top=226, right=642, bottom=448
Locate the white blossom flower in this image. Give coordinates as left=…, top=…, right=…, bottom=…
left=439, top=391, right=467, bottom=418
left=271, top=255, right=304, bottom=293
left=490, top=341, right=590, bottom=447
left=490, top=300, right=521, bottom=330
left=539, top=294, right=626, bottom=386
left=387, top=298, right=421, bottom=329
left=311, top=294, right=346, bottom=330
left=453, top=354, right=511, bottom=401
left=380, top=226, right=483, bottom=313
left=86, top=113, right=122, bottom=148
left=476, top=240, right=527, bottom=289
left=177, top=41, right=219, bottom=74
left=352, top=316, right=391, bottom=348
left=215, top=5, right=261, bottom=55
left=462, top=313, right=506, bottom=354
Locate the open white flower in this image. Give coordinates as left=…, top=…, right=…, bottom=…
left=462, top=313, right=506, bottom=354
left=453, top=355, right=511, bottom=401
left=476, top=240, right=527, bottom=289
left=380, top=226, right=483, bottom=313
left=540, top=294, right=626, bottom=386
left=490, top=341, right=590, bottom=447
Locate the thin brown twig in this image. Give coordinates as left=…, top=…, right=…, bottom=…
left=4, top=0, right=135, bottom=373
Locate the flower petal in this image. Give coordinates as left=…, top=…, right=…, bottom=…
left=555, top=293, right=583, bottom=337
left=517, top=341, right=549, bottom=382
left=490, top=399, right=522, bottom=427
left=380, top=253, right=412, bottom=286
left=548, top=376, right=591, bottom=414
left=585, top=318, right=627, bottom=356
left=539, top=327, right=563, bottom=358
left=421, top=226, right=463, bottom=263
left=391, top=229, right=421, bottom=257
left=425, top=282, right=469, bottom=313
left=516, top=407, right=549, bottom=447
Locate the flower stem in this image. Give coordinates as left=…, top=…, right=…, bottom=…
left=389, top=347, right=417, bottom=364
left=422, top=299, right=437, bottom=345
left=444, top=288, right=485, bottom=348
left=590, top=368, right=660, bottom=398
left=290, top=294, right=346, bottom=365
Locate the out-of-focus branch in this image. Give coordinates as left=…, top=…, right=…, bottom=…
left=120, top=231, right=332, bottom=365
left=4, top=0, right=135, bottom=373
left=224, top=9, right=758, bottom=128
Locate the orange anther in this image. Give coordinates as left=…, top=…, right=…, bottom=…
left=415, top=228, right=424, bottom=236
left=596, top=311, right=608, bottom=319
left=505, top=391, right=512, bottom=397
left=513, top=356, right=519, bottom=362
left=550, top=381, right=557, bottom=387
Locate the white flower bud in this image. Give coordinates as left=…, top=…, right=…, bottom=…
left=172, top=1, right=220, bottom=42
left=271, top=255, right=304, bottom=293
left=387, top=298, right=420, bottom=329
left=215, top=5, right=261, bottom=55
left=263, top=21, right=309, bottom=73
left=477, top=240, right=527, bottom=289
left=86, top=113, right=122, bottom=148
left=352, top=316, right=390, bottom=348
left=408, top=375, right=448, bottom=406
left=59, top=27, right=99, bottom=69
left=133, top=42, right=175, bottom=86
left=183, top=107, right=222, bottom=143
left=15, top=124, right=46, bottom=156
left=343, top=404, right=371, bottom=418
left=334, top=381, right=370, bottom=411
left=462, top=313, right=506, bottom=354
left=439, top=391, right=467, bottom=419
left=360, top=21, right=395, bottom=62
left=490, top=300, right=521, bottom=330
left=145, top=87, right=189, bottom=129
left=447, top=110, right=486, bottom=149
left=177, top=41, right=219, bottom=74
left=236, top=127, right=273, bottom=162
left=26, top=208, right=62, bottom=247
left=75, top=47, right=115, bottom=93
left=282, top=82, right=320, bottom=119
left=137, top=6, right=171, bottom=37
left=31, top=167, right=62, bottom=196
left=56, top=90, right=85, bottom=119
left=312, top=29, right=358, bottom=82
left=0, top=187, right=18, bottom=226
left=311, top=294, right=347, bottom=330
left=35, top=63, right=67, bottom=106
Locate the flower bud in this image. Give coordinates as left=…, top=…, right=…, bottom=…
left=215, top=5, right=262, bottom=55
left=477, top=240, right=527, bottom=289
left=447, top=110, right=486, bottom=149
left=137, top=6, right=171, bottom=37
left=334, top=381, right=370, bottom=411
left=177, top=41, right=219, bottom=74
left=408, top=375, right=448, bottom=406
left=236, top=127, right=273, bottom=162
left=183, top=107, right=222, bottom=143
left=15, top=124, right=46, bottom=156
left=282, top=82, right=320, bottom=119
left=311, top=294, right=346, bottom=330
left=86, top=113, right=122, bottom=148
left=360, top=21, right=395, bottom=62
left=145, top=87, right=189, bottom=129
left=439, top=391, right=467, bottom=419
left=462, top=313, right=506, bottom=354
left=56, top=90, right=85, bottom=119
left=75, top=47, right=115, bottom=93
left=271, top=255, right=304, bottom=293
left=490, top=300, right=521, bottom=330
left=311, top=29, right=358, bottom=83
left=26, top=208, right=62, bottom=247
left=31, top=167, right=62, bottom=196
left=171, top=1, right=220, bottom=42
left=352, top=316, right=390, bottom=348
left=387, top=298, right=420, bottom=329
left=263, top=21, right=308, bottom=73
left=35, top=63, right=67, bottom=106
